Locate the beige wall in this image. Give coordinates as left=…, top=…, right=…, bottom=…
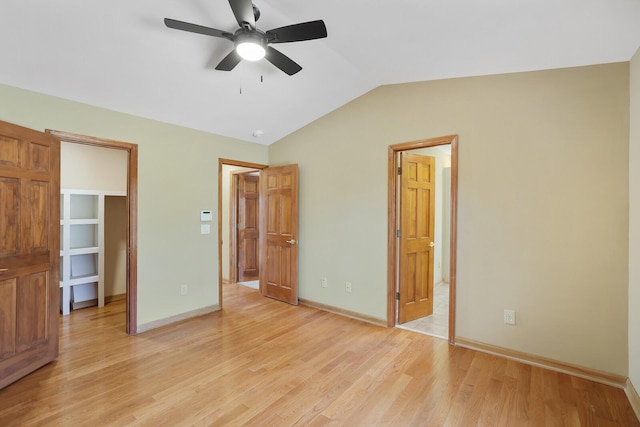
left=61, top=142, right=127, bottom=192
left=629, top=48, right=640, bottom=390
left=105, top=196, right=127, bottom=297
left=0, top=83, right=268, bottom=327
left=269, top=63, right=630, bottom=375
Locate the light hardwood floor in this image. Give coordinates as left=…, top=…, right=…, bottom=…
left=1, top=283, right=638, bottom=426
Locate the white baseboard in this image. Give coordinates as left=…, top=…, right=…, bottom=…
left=137, top=304, right=221, bottom=333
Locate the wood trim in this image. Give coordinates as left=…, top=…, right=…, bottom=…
left=217, top=159, right=268, bottom=309
left=136, top=304, right=221, bottom=334
left=45, top=130, right=136, bottom=150
left=448, top=136, right=458, bottom=343
left=72, top=299, right=98, bottom=310
left=47, top=129, right=138, bottom=335
left=626, top=378, right=640, bottom=421
left=229, top=174, right=239, bottom=285
left=387, top=146, right=397, bottom=329
left=49, top=132, right=61, bottom=360
left=387, top=135, right=459, bottom=345
left=298, top=298, right=387, bottom=327
left=105, top=293, right=126, bottom=304
left=127, top=144, right=138, bottom=335
left=456, top=337, right=628, bottom=389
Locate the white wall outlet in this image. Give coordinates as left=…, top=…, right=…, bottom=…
left=345, top=281, right=352, bottom=293
left=504, top=309, right=516, bottom=325
left=321, top=277, right=328, bottom=288
left=180, top=284, right=188, bottom=296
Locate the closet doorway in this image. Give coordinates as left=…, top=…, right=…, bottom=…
left=48, top=130, right=138, bottom=335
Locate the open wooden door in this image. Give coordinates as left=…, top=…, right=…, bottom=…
left=237, top=172, right=260, bottom=282
left=259, top=164, right=298, bottom=305
left=398, top=153, right=435, bottom=324
left=0, top=120, right=60, bottom=389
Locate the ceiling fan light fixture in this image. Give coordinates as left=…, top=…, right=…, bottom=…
left=235, top=32, right=266, bottom=61
left=236, top=41, right=265, bottom=61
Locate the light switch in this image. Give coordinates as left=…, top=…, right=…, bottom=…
left=201, top=224, right=211, bottom=234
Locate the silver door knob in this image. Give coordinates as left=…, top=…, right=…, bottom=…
left=286, top=239, right=298, bottom=245
left=429, top=241, right=435, bottom=247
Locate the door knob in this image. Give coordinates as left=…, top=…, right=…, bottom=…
left=286, top=239, right=298, bottom=245
left=429, top=241, right=435, bottom=247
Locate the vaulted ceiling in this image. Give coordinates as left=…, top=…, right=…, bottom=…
left=1, top=0, right=640, bottom=145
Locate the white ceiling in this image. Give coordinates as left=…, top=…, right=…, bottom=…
left=1, top=1, right=640, bottom=145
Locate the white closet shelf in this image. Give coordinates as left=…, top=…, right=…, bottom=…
left=60, top=247, right=99, bottom=256
left=69, top=247, right=99, bottom=256
left=69, top=274, right=99, bottom=285
left=60, top=219, right=99, bottom=225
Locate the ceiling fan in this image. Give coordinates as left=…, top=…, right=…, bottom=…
left=164, top=0, right=327, bottom=76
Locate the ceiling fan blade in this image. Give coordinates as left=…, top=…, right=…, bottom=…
left=215, top=50, right=242, bottom=71
left=265, top=47, right=302, bottom=76
left=266, top=20, right=327, bottom=43
left=228, top=0, right=255, bottom=29
left=164, top=18, right=233, bottom=40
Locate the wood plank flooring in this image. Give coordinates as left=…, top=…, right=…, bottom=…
left=0, top=283, right=638, bottom=426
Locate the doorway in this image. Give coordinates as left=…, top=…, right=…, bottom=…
left=48, top=130, right=138, bottom=335
left=218, top=159, right=300, bottom=307
left=228, top=169, right=261, bottom=287
left=218, top=159, right=267, bottom=306
left=387, top=135, right=458, bottom=344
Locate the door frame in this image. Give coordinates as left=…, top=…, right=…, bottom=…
left=218, top=158, right=267, bottom=307
left=47, top=130, right=138, bottom=335
left=387, top=135, right=458, bottom=344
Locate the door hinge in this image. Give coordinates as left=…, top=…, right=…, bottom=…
left=396, top=229, right=401, bottom=238
left=397, top=166, right=402, bottom=175
left=396, top=292, right=400, bottom=301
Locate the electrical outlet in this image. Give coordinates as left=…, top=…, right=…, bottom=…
left=180, top=284, right=188, bottom=296
left=345, top=281, right=352, bottom=293
left=504, top=309, right=516, bottom=325
left=321, top=277, right=328, bottom=288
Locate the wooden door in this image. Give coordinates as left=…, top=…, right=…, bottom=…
left=259, top=164, right=298, bottom=305
left=398, top=153, right=435, bottom=324
left=237, top=173, right=259, bottom=281
left=0, top=120, right=60, bottom=389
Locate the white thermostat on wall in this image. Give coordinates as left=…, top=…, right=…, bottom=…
left=200, top=210, right=213, bottom=222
